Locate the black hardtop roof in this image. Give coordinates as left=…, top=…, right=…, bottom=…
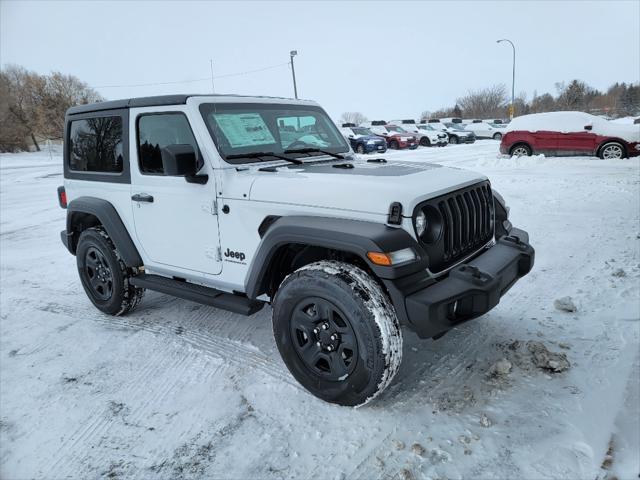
left=65, top=93, right=301, bottom=116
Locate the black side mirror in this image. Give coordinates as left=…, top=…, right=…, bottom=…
left=161, top=144, right=198, bottom=176
left=584, top=125, right=593, bottom=131
left=161, top=144, right=208, bottom=184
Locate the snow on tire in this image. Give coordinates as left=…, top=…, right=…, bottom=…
left=76, top=226, right=144, bottom=316
left=272, top=260, right=402, bottom=406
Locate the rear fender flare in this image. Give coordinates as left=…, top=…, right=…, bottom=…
left=66, top=196, right=143, bottom=267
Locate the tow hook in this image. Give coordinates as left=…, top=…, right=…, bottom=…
left=453, top=265, right=493, bottom=285
left=503, top=235, right=529, bottom=251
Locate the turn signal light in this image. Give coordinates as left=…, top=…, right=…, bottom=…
left=367, top=252, right=393, bottom=266
left=367, top=248, right=417, bottom=266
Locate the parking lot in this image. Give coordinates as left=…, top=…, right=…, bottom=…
left=1, top=140, right=638, bottom=479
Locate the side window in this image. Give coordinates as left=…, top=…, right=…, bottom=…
left=69, top=117, right=123, bottom=172
left=137, top=113, right=200, bottom=175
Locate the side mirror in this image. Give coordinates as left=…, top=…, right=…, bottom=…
left=161, top=144, right=208, bottom=184
left=161, top=144, right=198, bottom=176
left=584, top=125, right=593, bottom=131
left=348, top=134, right=354, bottom=138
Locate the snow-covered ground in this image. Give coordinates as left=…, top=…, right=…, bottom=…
left=1, top=141, right=639, bottom=480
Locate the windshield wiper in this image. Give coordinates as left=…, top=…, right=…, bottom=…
left=283, top=147, right=345, bottom=160
left=225, top=151, right=302, bottom=164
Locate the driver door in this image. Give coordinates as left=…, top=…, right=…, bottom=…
left=130, top=109, right=222, bottom=276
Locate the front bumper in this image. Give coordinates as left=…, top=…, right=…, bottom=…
left=402, top=228, right=534, bottom=338
left=366, top=143, right=387, bottom=153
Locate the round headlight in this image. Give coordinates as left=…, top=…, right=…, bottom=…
left=415, top=210, right=427, bottom=237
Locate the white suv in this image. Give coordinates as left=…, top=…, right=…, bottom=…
left=58, top=94, right=534, bottom=406
left=389, top=120, right=448, bottom=147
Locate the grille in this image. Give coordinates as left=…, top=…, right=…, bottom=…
left=417, top=182, right=494, bottom=272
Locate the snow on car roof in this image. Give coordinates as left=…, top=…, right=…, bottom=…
left=506, top=111, right=596, bottom=133
left=506, top=111, right=640, bottom=142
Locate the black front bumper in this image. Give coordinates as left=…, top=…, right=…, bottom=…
left=401, top=228, right=534, bottom=338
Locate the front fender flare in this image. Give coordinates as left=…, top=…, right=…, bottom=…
left=244, top=215, right=429, bottom=299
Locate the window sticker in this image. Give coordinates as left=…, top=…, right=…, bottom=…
left=213, top=113, right=276, bottom=148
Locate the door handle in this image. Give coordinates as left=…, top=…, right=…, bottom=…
left=131, top=193, right=154, bottom=203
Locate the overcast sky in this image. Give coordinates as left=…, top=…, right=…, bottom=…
left=2, top=0, right=639, bottom=119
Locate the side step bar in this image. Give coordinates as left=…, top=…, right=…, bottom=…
left=130, top=274, right=264, bottom=316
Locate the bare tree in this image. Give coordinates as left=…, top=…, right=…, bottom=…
left=339, top=112, right=367, bottom=125
left=38, top=72, right=103, bottom=140
left=0, top=65, right=103, bottom=152
left=1, top=65, right=45, bottom=150
left=456, top=84, right=507, bottom=119
left=0, top=73, right=29, bottom=152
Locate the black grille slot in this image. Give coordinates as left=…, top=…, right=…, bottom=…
left=421, top=182, right=494, bottom=272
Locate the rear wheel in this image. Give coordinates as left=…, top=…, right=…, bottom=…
left=76, top=227, right=144, bottom=315
left=389, top=140, right=399, bottom=150
left=448, top=135, right=459, bottom=144
left=272, top=261, right=402, bottom=406
left=599, top=142, right=624, bottom=159
left=356, top=144, right=365, bottom=154
left=510, top=143, right=532, bottom=157
left=493, top=132, right=503, bottom=141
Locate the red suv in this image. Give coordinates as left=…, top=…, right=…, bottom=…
left=367, top=121, right=418, bottom=150
left=500, top=111, right=640, bottom=159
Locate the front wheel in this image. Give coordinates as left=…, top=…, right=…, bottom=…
left=419, top=137, right=430, bottom=147
left=356, top=144, right=365, bottom=154
left=599, top=142, right=625, bottom=159
left=493, top=132, right=502, bottom=141
left=389, top=140, right=399, bottom=150
left=448, top=135, right=459, bottom=144
left=272, top=261, right=403, bottom=406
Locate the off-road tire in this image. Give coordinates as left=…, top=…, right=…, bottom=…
left=493, top=132, right=502, bottom=141
left=598, top=141, right=625, bottom=159
left=272, top=261, right=402, bottom=406
left=76, top=227, right=144, bottom=315
left=510, top=143, right=532, bottom=157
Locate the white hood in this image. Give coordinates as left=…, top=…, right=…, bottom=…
left=247, top=159, right=486, bottom=215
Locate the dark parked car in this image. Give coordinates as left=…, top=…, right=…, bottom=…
left=340, top=124, right=387, bottom=154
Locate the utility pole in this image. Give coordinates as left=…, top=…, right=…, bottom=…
left=496, top=39, right=516, bottom=120
left=289, top=50, right=298, bottom=99
left=210, top=59, right=215, bottom=94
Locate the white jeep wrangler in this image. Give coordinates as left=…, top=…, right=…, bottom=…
left=58, top=94, right=534, bottom=406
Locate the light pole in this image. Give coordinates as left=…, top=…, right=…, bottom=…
left=497, top=39, right=515, bottom=120
left=214, top=59, right=216, bottom=93
left=290, top=50, right=298, bottom=99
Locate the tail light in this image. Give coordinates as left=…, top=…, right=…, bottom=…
left=57, top=186, right=67, bottom=209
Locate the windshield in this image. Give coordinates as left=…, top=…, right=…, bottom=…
left=444, top=123, right=465, bottom=131
left=385, top=126, right=407, bottom=133
left=199, top=103, right=349, bottom=163
left=351, top=127, right=374, bottom=136
left=418, top=124, right=435, bottom=131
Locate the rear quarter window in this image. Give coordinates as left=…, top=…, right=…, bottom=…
left=68, top=117, right=123, bottom=173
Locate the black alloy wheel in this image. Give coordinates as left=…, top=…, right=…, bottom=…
left=289, top=297, right=358, bottom=381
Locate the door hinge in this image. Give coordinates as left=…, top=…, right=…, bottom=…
left=216, top=246, right=222, bottom=262
left=211, top=198, right=218, bottom=215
